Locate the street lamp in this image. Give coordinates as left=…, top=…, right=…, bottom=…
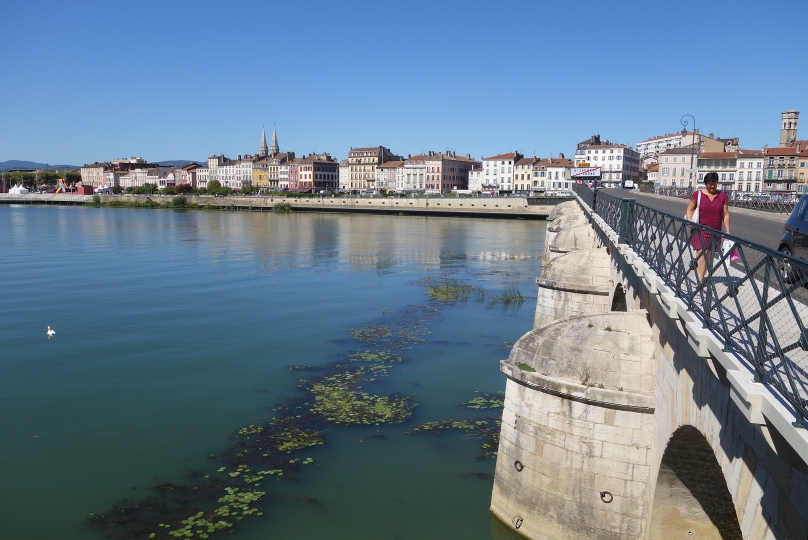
left=680, top=114, right=697, bottom=191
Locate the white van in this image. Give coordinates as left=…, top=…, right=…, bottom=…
left=623, top=180, right=635, bottom=189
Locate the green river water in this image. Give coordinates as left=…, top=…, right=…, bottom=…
left=0, top=206, right=544, bottom=540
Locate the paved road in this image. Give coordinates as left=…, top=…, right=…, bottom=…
left=600, top=188, right=789, bottom=252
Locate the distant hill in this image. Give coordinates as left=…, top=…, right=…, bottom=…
left=0, top=160, right=78, bottom=171
left=0, top=159, right=204, bottom=171
left=154, top=160, right=204, bottom=167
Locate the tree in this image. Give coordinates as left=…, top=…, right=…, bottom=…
left=162, top=185, right=176, bottom=195
left=175, top=184, right=193, bottom=194
left=240, top=183, right=255, bottom=195
left=207, top=180, right=222, bottom=193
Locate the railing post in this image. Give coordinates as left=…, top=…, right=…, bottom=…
left=618, top=198, right=635, bottom=245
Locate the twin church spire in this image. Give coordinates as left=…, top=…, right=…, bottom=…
left=259, top=125, right=280, bottom=157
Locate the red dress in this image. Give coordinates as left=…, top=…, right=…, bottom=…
left=689, top=190, right=728, bottom=251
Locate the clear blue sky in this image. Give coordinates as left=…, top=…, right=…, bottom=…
left=2, top=0, right=806, bottom=166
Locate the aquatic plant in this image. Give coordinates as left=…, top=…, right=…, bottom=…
left=272, top=202, right=291, bottom=213
left=347, top=351, right=403, bottom=363
left=171, top=195, right=187, bottom=208
left=85, top=275, right=502, bottom=538
left=490, top=286, right=524, bottom=305
left=350, top=325, right=392, bottom=343
left=307, top=365, right=416, bottom=425
left=463, top=392, right=505, bottom=409
left=423, top=279, right=484, bottom=303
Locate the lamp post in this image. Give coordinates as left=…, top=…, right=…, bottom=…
left=680, top=114, right=697, bottom=191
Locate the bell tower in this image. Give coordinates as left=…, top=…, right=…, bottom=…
left=780, top=110, right=799, bottom=147
left=259, top=127, right=268, bottom=157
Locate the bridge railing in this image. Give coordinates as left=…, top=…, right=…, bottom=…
left=639, top=184, right=798, bottom=213
left=574, top=184, right=808, bottom=427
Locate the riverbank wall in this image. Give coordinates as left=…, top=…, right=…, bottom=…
left=0, top=193, right=569, bottom=219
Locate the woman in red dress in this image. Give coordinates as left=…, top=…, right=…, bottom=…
left=685, top=172, right=731, bottom=284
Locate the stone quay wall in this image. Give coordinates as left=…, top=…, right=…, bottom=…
left=0, top=193, right=571, bottom=218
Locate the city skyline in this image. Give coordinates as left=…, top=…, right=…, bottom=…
left=2, top=0, right=806, bottom=165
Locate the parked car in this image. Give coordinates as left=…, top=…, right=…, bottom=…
left=778, top=194, right=808, bottom=283
left=623, top=180, right=636, bottom=189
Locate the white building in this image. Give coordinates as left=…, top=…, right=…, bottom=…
left=339, top=159, right=350, bottom=191
left=278, top=160, right=291, bottom=190
left=400, top=154, right=428, bottom=192
left=468, top=167, right=484, bottom=192
left=574, top=136, right=639, bottom=188
left=481, top=152, right=523, bottom=193
left=195, top=167, right=209, bottom=190
left=736, top=150, right=764, bottom=193
left=119, top=166, right=175, bottom=189
left=635, top=132, right=689, bottom=157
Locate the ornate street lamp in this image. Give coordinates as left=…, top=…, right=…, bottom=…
left=680, top=114, right=697, bottom=190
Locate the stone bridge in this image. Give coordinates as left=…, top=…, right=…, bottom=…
left=491, top=199, right=808, bottom=539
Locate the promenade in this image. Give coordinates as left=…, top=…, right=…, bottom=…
left=0, top=193, right=571, bottom=219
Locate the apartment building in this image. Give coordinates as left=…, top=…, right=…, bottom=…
left=697, top=152, right=738, bottom=191
left=423, top=151, right=477, bottom=193
left=575, top=136, right=639, bottom=188
left=348, top=146, right=402, bottom=192
left=764, top=146, right=800, bottom=194
left=377, top=160, right=405, bottom=192
left=481, top=152, right=523, bottom=193
left=294, top=153, right=339, bottom=192
left=339, top=159, right=349, bottom=191
left=399, top=154, right=429, bottom=192
left=657, top=147, right=697, bottom=187
left=736, top=150, right=764, bottom=193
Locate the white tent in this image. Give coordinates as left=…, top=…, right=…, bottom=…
left=9, top=184, right=29, bottom=195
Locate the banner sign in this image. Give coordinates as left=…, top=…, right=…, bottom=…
left=571, top=167, right=601, bottom=178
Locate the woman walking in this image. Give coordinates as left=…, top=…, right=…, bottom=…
left=685, top=172, right=731, bottom=284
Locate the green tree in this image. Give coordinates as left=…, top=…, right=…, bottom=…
left=207, top=180, right=222, bottom=193
left=175, top=184, right=193, bottom=194
left=162, top=185, right=176, bottom=195
left=240, top=183, right=256, bottom=195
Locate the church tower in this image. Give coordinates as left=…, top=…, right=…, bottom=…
left=270, top=125, right=279, bottom=155
left=259, top=127, right=269, bottom=156
left=780, top=110, right=799, bottom=147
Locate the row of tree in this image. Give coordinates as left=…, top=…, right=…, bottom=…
left=1, top=171, right=81, bottom=189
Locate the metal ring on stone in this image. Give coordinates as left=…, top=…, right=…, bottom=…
left=600, top=491, right=613, bottom=503
left=514, top=460, right=524, bottom=472
left=514, top=517, right=523, bottom=529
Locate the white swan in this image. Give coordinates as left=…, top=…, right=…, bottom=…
left=47, top=326, right=56, bottom=337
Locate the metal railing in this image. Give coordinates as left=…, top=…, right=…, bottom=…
left=573, top=183, right=808, bottom=427
left=639, top=185, right=799, bottom=213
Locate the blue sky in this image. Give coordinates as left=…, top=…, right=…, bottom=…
left=2, top=0, right=806, bottom=165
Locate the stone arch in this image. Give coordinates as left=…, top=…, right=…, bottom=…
left=649, top=425, right=742, bottom=539
left=610, top=283, right=627, bottom=312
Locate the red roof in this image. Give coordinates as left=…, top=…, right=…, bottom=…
left=699, top=152, right=737, bottom=159
left=483, top=152, right=518, bottom=161
left=765, top=147, right=798, bottom=156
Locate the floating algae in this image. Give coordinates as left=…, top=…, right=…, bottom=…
left=347, top=350, right=403, bottom=363
left=307, top=364, right=416, bottom=425
left=85, top=276, right=515, bottom=538
left=420, top=278, right=485, bottom=303
left=410, top=393, right=505, bottom=460
left=462, top=392, right=505, bottom=410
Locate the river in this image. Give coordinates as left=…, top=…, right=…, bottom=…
left=0, top=206, right=543, bottom=539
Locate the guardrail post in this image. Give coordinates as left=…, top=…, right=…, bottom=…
left=618, top=198, right=635, bottom=245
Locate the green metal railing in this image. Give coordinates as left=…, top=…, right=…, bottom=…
left=573, top=184, right=808, bottom=427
